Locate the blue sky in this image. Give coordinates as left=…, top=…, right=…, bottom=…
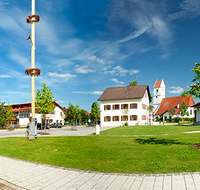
left=0, top=0, right=200, bottom=112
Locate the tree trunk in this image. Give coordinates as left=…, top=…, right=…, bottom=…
left=44, top=114, right=47, bottom=134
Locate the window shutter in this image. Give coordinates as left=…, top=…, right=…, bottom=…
left=113, top=105, right=114, bottom=110
left=112, top=116, right=114, bottom=121
left=121, top=116, right=123, bottom=121
left=104, top=105, right=106, bottom=110
left=109, top=116, right=111, bottom=121
left=117, top=116, right=119, bottom=121
left=104, top=117, right=106, bottom=121
left=130, top=104, right=132, bottom=109
left=121, top=104, right=123, bottom=109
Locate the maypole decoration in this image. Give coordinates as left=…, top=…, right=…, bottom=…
left=25, top=0, right=40, bottom=139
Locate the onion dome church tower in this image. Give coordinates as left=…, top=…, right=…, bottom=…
left=153, top=79, right=165, bottom=114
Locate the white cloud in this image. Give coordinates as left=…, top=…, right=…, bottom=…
left=75, top=65, right=95, bottom=74
left=89, top=56, right=105, bottom=64
left=168, top=0, right=200, bottom=20
left=73, top=91, right=103, bottom=95
left=118, top=24, right=152, bottom=43
left=168, top=87, right=184, bottom=94
left=111, top=78, right=124, bottom=84
left=48, top=72, right=77, bottom=78
left=0, top=75, right=12, bottom=78
left=104, top=66, right=139, bottom=77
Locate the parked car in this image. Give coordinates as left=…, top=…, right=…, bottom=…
left=50, top=123, right=63, bottom=128
left=37, top=123, right=50, bottom=130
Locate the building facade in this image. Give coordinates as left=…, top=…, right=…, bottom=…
left=9, top=102, right=64, bottom=127
left=98, top=85, right=151, bottom=126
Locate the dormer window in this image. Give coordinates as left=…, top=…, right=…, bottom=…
left=125, top=93, right=128, bottom=95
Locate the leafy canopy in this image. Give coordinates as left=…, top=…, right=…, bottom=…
left=90, top=101, right=101, bottom=124
left=180, top=100, right=189, bottom=117
left=36, top=83, right=55, bottom=114
left=129, top=80, right=138, bottom=86
left=182, top=63, right=200, bottom=99
left=0, top=101, right=7, bottom=127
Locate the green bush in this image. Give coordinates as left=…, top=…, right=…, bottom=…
left=166, top=118, right=171, bottom=123
left=123, top=122, right=128, bottom=127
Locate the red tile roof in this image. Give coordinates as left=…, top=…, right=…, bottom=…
left=98, top=85, right=151, bottom=102
left=155, top=96, right=195, bottom=115
left=154, top=80, right=162, bottom=88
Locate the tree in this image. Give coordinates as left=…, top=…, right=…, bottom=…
left=68, top=103, right=79, bottom=129
left=90, top=102, right=101, bottom=125
left=182, top=63, right=200, bottom=99
left=80, top=110, right=89, bottom=125
left=36, top=83, right=55, bottom=134
left=147, top=105, right=153, bottom=125
left=169, top=105, right=176, bottom=123
left=180, top=100, right=189, bottom=121
left=129, top=80, right=138, bottom=86
left=0, top=101, right=7, bottom=128
left=6, top=104, right=13, bottom=129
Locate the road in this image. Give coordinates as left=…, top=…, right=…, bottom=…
left=0, top=125, right=115, bottom=138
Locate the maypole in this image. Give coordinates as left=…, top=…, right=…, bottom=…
left=25, top=0, right=40, bottom=139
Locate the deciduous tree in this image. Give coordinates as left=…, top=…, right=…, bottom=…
left=129, top=80, right=138, bottom=86
left=0, top=101, right=7, bottom=128
left=6, top=104, right=13, bottom=129
left=36, top=83, right=55, bottom=134
left=182, top=63, right=200, bottom=99
left=90, top=102, right=101, bottom=125
left=180, top=100, right=189, bottom=121
left=68, top=103, right=79, bottom=129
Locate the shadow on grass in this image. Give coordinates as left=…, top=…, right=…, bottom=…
left=135, top=137, right=183, bottom=145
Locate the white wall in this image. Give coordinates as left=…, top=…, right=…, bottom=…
left=18, top=106, right=64, bottom=126
left=100, top=90, right=150, bottom=126
left=153, top=80, right=165, bottom=107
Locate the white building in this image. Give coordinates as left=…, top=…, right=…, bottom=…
left=153, top=79, right=165, bottom=114
left=10, top=102, right=65, bottom=127
left=153, top=79, right=195, bottom=121
left=98, top=85, right=151, bottom=126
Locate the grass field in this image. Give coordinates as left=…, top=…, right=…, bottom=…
left=0, top=125, right=200, bottom=174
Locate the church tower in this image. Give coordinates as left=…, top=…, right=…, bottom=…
left=153, top=79, right=165, bottom=113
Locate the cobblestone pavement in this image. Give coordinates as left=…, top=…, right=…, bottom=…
left=0, top=156, right=200, bottom=190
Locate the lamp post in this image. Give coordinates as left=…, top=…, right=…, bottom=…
left=25, top=0, right=40, bottom=139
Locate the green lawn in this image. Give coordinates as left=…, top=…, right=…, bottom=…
left=100, top=125, right=200, bottom=136
left=0, top=125, right=200, bottom=174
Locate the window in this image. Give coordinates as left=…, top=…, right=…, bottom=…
left=112, top=116, right=119, bottom=121
left=190, top=110, right=193, bottom=115
left=113, top=104, right=119, bottom=110
left=19, top=113, right=30, bottom=118
left=130, top=115, right=137, bottom=121
left=156, top=96, right=158, bottom=98
left=142, top=104, right=147, bottom=110
left=104, top=105, right=111, bottom=110
left=121, top=116, right=128, bottom=121
left=121, top=104, right=128, bottom=109
left=156, top=89, right=158, bottom=92
left=104, top=116, right=111, bottom=122
left=142, top=115, right=146, bottom=120
left=130, top=103, right=137, bottom=109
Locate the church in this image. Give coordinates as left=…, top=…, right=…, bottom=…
left=153, top=80, right=195, bottom=121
